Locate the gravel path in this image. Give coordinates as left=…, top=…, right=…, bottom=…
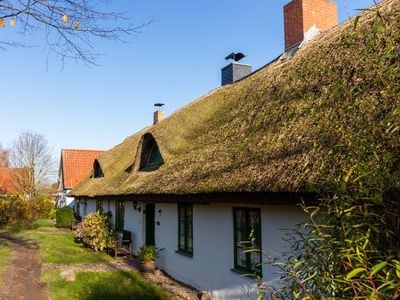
left=42, top=261, right=135, bottom=272
left=144, top=269, right=199, bottom=300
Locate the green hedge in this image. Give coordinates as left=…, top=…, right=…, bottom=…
left=56, top=207, right=75, bottom=228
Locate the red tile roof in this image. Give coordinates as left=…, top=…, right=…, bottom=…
left=61, top=149, right=104, bottom=190
left=0, top=167, right=20, bottom=193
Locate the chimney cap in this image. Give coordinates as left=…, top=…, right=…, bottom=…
left=154, top=103, right=164, bottom=107
left=225, top=52, right=246, bottom=62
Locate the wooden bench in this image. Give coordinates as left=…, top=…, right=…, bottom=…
left=69, top=219, right=79, bottom=230
left=114, top=230, right=132, bottom=258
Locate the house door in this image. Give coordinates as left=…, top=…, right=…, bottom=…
left=145, top=204, right=155, bottom=246
left=115, top=200, right=125, bottom=232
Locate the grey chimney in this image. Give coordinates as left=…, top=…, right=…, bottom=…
left=221, top=52, right=252, bottom=86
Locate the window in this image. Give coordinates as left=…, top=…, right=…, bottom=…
left=147, top=144, right=163, bottom=167
left=96, top=200, right=103, bottom=213
left=93, top=160, right=104, bottom=178
left=115, top=200, right=125, bottom=231
left=75, top=201, right=80, bottom=218
left=135, top=133, right=164, bottom=172
left=233, top=208, right=262, bottom=276
left=178, top=204, right=193, bottom=255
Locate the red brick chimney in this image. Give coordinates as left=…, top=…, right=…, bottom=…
left=153, top=103, right=165, bottom=125
left=284, top=0, right=338, bottom=50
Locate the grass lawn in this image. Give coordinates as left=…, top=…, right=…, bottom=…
left=5, top=219, right=173, bottom=299
left=0, top=238, right=11, bottom=285
left=18, top=219, right=112, bottom=264
left=43, top=270, right=172, bottom=300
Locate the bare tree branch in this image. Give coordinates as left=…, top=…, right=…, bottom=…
left=9, top=131, right=55, bottom=200
left=0, top=1, right=150, bottom=65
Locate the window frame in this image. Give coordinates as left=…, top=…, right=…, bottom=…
left=136, top=133, right=164, bottom=172
left=75, top=201, right=80, bottom=218
left=233, top=207, right=262, bottom=276
left=146, top=143, right=163, bottom=168
left=96, top=200, right=103, bottom=213
left=177, top=203, right=193, bottom=256
left=93, top=160, right=104, bottom=178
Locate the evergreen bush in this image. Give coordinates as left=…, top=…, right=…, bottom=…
left=56, top=207, right=75, bottom=228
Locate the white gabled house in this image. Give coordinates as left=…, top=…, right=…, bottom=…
left=57, top=149, right=103, bottom=208
left=70, top=1, right=398, bottom=299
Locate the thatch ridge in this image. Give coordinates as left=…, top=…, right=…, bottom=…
left=72, top=0, right=400, bottom=198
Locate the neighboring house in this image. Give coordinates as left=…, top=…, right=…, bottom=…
left=71, top=1, right=399, bottom=299
left=57, top=149, right=103, bottom=208
left=0, top=167, right=20, bottom=194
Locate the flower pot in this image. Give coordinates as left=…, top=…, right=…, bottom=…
left=140, top=261, right=156, bottom=273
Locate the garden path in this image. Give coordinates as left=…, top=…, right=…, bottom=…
left=42, top=261, right=135, bottom=272
left=0, top=233, right=49, bottom=300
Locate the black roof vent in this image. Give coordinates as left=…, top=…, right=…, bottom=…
left=225, top=52, right=246, bottom=62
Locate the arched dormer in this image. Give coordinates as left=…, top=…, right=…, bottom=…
left=133, top=133, right=164, bottom=172
left=93, top=159, right=104, bottom=178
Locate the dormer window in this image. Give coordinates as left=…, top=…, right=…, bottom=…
left=93, top=159, right=104, bottom=178
left=134, top=133, right=164, bottom=172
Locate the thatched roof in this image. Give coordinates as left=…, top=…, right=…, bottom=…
left=72, top=0, right=400, bottom=198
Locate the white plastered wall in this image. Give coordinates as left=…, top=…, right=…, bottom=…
left=123, top=200, right=145, bottom=254
left=77, top=199, right=304, bottom=300
left=78, top=199, right=84, bottom=217
left=87, top=199, right=96, bottom=214
left=153, top=202, right=304, bottom=300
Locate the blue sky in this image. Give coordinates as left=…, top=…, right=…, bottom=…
left=0, top=0, right=375, bottom=159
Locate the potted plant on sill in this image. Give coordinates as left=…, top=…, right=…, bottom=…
left=137, top=245, right=159, bottom=273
